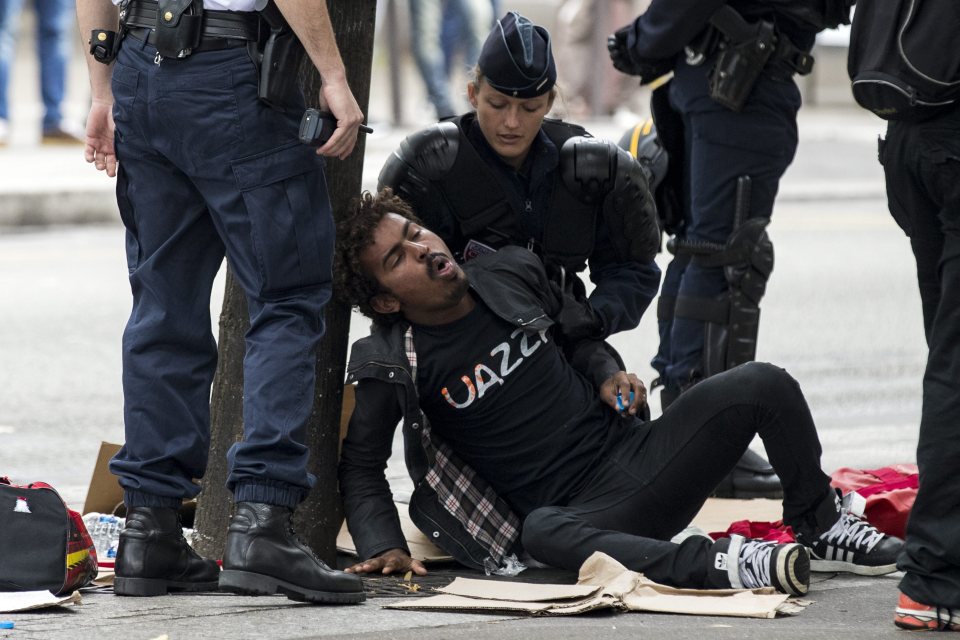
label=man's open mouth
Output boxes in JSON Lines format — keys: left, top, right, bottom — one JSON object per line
{"left": 428, "top": 253, "right": 455, "bottom": 279}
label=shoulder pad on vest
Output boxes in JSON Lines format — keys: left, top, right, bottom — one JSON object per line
{"left": 540, "top": 117, "right": 591, "bottom": 142}
{"left": 559, "top": 136, "right": 619, "bottom": 203}
{"left": 605, "top": 146, "right": 660, "bottom": 263}
{"left": 377, "top": 121, "right": 460, "bottom": 192}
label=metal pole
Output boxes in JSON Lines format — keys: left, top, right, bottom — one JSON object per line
{"left": 590, "top": 0, "right": 607, "bottom": 118}
{"left": 387, "top": 0, "right": 403, "bottom": 126}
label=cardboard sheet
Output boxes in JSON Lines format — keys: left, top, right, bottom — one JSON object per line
{"left": 0, "top": 590, "right": 81, "bottom": 613}
{"left": 691, "top": 498, "right": 782, "bottom": 534}
{"left": 386, "top": 552, "right": 801, "bottom": 619}
{"left": 438, "top": 577, "right": 600, "bottom": 602}
{"left": 83, "top": 442, "right": 124, "bottom": 515}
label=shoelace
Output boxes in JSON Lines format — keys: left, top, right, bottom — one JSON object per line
{"left": 739, "top": 541, "right": 774, "bottom": 589}
{"left": 935, "top": 607, "right": 959, "bottom": 630}
{"left": 283, "top": 515, "right": 330, "bottom": 568}
{"left": 822, "top": 511, "right": 884, "bottom": 552}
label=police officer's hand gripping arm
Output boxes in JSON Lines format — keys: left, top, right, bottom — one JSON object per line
{"left": 274, "top": 0, "right": 363, "bottom": 160}
{"left": 77, "top": 0, "right": 118, "bottom": 177}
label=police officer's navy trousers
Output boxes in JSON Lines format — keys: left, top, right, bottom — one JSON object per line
{"left": 652, "top": 61, "right": 800, "bottom": 391}
{"left": 882, "top": 107, "right": 960, "bottom": 607}
{"left": 108, "top": 36, "right": 334, "bottom": 509}
{"left": 522, "top": 363, "right": 832, "bottom": 587}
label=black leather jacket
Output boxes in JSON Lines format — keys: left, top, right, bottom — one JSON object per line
{"left": 338, "top": 247, "right": 622, "bottom": 563}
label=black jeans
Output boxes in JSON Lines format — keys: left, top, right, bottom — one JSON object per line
{"left": 522, "top": 362, "right": 832, "bottom": 588}
{"left": 882, "top": 108, "right": 960, "bottom": 608}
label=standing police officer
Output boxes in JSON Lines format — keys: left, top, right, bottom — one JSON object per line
{"left": 78, "top": 0, "right": 365, "bottom": 602}
{"left": 380, "top": 12, "right": 661, "bottom": 355}
{"left": 608, "top": 1, "right": 847, "bottom": 498}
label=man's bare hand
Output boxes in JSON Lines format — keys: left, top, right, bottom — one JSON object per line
{"left": 599, "top": 372, "right": 647, "bottom": 416}
{"left": 84, "top": 100, "right": 116, "bottom": 177}
{"left": 345, "top": 548, "right": 428, "bottom": 576}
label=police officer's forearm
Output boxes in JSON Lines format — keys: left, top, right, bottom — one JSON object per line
{"left": 273, "top": 0, "right": 348, "bottom": 86}
{"left": 77, "top": 0, "right": 117, "bottom": 102}
{"left": 588, "top": 261, "right": 661, "bottom": 336}
{"left": 626, "top": 0, "right": 725, "bottom": 59}
{"left": 274, "top": 0, "right": 362, "bottom": 158}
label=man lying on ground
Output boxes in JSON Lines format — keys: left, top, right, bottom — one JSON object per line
{"left": 334, "top": 189, "right": 902, "bottom": 595}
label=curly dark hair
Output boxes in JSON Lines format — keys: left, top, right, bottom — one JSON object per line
{"left": 334, "top": 188, "right": 422, "bottom": 326}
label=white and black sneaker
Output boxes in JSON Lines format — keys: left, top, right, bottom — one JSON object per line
{"left": 709, "top": 534, "right": 810, "bottom": 596}
{"left": 799, "top": 491, "right": 903, "bottom": 576}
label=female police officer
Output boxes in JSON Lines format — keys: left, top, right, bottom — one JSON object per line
{"left": 379, "top": 11, "right": 661, "bottom": 347}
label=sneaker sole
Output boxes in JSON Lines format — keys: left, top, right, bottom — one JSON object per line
{"left": 895, "top": 607, "right": 960, "bottom": 631}
{"left": 774, "top": 543, "right": 810, "bottom": 597}
{"left": 219, "top": 569, "right": 365, "bottom": 604}
{"left": 114, "top": 576, "right": 220, "bottom": 597}
{"left": 810, "top": 559, "right": 898, "bottom": 576}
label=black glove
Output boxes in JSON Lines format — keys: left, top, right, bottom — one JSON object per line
{"left": 550, "top": 277, "right": 605, "bottom": 344}
{"left": 607, "top": 25, "right": 674, "bottom": 84}
{"left": 607, "top": 26, "right": 636, "bottom": 75}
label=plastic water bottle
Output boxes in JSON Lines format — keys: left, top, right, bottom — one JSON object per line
{"left": 83, "top": 513, "right": 124, "bottom": 561}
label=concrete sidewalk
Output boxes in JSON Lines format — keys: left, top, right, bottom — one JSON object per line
{"left": 0, "top": 105, "right": 887, "bottom": 228}
{"left": 0, "top": 568, "right": 909, "bottom": 640}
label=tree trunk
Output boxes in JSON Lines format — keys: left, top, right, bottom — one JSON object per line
{"left": 193, "top": 268, "right": 246, "bottom": 556}
{"left": 195, "top": 0, "right": 378, "bottom": 562}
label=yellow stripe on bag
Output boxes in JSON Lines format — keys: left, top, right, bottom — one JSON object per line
{"left": 66, "top": 548, "right": 91, "bottom": 569}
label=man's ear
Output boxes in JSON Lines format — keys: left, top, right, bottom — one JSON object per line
{"left": 370, "top": 293, "right": 400, "bottom": 315}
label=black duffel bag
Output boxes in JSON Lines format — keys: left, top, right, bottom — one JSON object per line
{"left": 0, "top": 478, "right": 98, "bottom": 594}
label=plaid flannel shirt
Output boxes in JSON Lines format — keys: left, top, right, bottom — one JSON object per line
{"left": 404, "top": 326, "right": 522, "bottom": 568}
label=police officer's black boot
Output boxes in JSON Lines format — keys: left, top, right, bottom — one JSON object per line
{"left": 712, "top": 448, "right": 784, "bottom": 499}
{"left": 219, "top": 502, "right": 365, "bottom": 604}
{"left": 114, "top": 506, "right": 220, "bottom": 596}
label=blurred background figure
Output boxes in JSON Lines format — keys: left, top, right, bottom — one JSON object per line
{"left": 0, "top": 0, "right": 83, "bottom": 145}
{"left": 554, "top": 0, "right": 637, "bottom": 120}
{"left": 441, "top": 0, "right": 498, "bottom": 77}
{"left": 410, "top": 0, "right": 494, "bottom": 120}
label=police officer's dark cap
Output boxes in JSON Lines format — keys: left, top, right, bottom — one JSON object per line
{"left": 478, "top": 12, "right": 556, "bottom": 99}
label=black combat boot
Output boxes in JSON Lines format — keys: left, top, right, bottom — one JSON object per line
{"left": 712, "top": 448, "right": 784, "bottom": 499}
{"left": 114, "top": 507, "right": 220, "bottom": 596}
{"left": 219, "top": 502, "right": 365, "bottom": 604}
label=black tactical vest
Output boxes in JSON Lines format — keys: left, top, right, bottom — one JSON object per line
{"left": 439, "top": 114, "right": 600, "bottom": 272}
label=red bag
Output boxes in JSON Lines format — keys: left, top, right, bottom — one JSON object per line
{"left": 0, "top": 477, "right": 98, "bottom": 594}
{"left": 710, "top": 520, "right": 796, "bottom": 543}
{"left": 830, "top": 464, "right": 918, "bottom": 538}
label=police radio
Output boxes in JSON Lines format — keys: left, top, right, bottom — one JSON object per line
{"left": 299, "top": 108, "right": 373, "bottom": 147}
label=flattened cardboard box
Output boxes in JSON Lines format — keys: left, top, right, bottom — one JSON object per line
{"left": 83, "top": 441, "right": 123, "bottom": 515}
{"left": 386, "top": 552, "right": 802, "bottom": 619}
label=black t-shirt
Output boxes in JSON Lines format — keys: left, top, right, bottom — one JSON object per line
{"left": 412, "top": 297, "right": 617, "bottom": 516}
